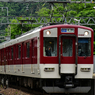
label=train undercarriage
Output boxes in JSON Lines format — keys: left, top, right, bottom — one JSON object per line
{"left": 0, "top": 74, "right": 94, "bottom": 95}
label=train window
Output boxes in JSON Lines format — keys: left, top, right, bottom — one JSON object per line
{"left": 26, "top": 42, "right": 30, "bottom": 58}
{"left": 8, "top": 48, "right": 11, "bottom": 59}
{"left": 62, "top": 39, "right": 72, "bottom": 57}
{"left": 11, "top": 47, "right": 13, "bottom": 59}
{"left": 1, "top": 49, "right": 4, "bottom": 60}
{"left": 43, "top": 37, "right": 57, "bottom": 56}
{"left": 18, "top": 45, "right": 21, "bottom": 59}
{"left": 14, "top": 45, "right": 16, "bottom": 59}
{"left": 6, "top": 48, "right": 8, "bottom": 59}
{"left": 78, "top": 38, "right": 91, "bottom": 56}
{"left": 22, "top": 43, "right": 24, "bottom": 57}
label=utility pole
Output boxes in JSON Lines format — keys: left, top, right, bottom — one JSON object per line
{"left": 8, "top": 25, "right": 11, "bottom": 40}
{"left": 0, "top": 7, "right": 9, "bottom": 41}
{"left": 0, "top": 7, "right": 8, "bottom": 23}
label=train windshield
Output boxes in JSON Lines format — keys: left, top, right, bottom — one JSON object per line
{"left": 62, "top": 39, "right": 73, "bottom": 57}
{"left": 78, "top": 38, "right": 91, "bottom": 56}
{"left": 43, "top": 37, "right": 57, "bottom": 56}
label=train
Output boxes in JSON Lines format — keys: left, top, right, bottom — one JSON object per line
{"left": 0, "top": 24, "right": 94, "bottom": 94}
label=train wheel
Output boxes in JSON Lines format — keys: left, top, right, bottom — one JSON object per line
{"left": 1, "top": 78, "right": 4, "bottom": 88}
{"left": 5, "top": 79, "right": 8, "bottom": 88}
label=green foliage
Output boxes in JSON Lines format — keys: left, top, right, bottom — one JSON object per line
{"left": 36, "top": 7, "right": 50, "bottom": 16}
{"left": 0, "top": 2, "right": 95, "bottom": 40}
{"left": 94, "top": 41, "right": 95, "bottom": 55}
{"left": 5, "top": 17, "right": 40, "bottom": 39}
{"left": 16, "top": 92, "right": 18, "bottom": 94}
{"left": 0, "top": 2, "right": 42, "bottom": 39}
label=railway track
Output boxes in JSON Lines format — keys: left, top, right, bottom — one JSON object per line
{"left": 0, "top": 84, "right": 90, "bottom": 95}
{"left": 0, "top": 77, "right": 88, "bottom": 95}
{"left": 0, "top": 84, "right": 80, "bottom": 95}
{"left": 0, "top": 85, "right": 92, "bottom": 95}
{"left": 4, "top": 83, "right": 50, "bottom": 95}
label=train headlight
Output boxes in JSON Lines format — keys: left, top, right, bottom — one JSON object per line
{"left": 44, "top": 68, "right": 54, "bottom": 72}
{"left": 46, "top": 30, "right": 51, "bottom": 35}
{"left": 80, "top": 68, "right": 90, "bottom": 72}
{"left": 84, "top": 31, "right": 89, "bottom": 36}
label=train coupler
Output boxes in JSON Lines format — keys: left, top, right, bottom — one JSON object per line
{"left": 63, "top": 75, "right": 74, "bottom": 88}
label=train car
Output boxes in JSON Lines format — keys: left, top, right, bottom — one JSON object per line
{"left": 0, "top": 24, "right": 94, "bottom": 94}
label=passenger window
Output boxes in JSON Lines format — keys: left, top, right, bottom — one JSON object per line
{"left": 22, "top": 43, "right": 24, "bottom": 57}
{"left": 43, "top": 37, "right": 57, "bottom": 56}
{"left": 78, "top": 38, "right": 91, "bottom": 56}
{"left": 11, "top": 47, "right": 13, "bottom": 59}
{"left": 18, "top": 45, "right": 21, "bottom": 59}
{"left": 62, "top": 39, "right": 73, "bottom": 57}
{"left": 2, "top": 49, "right": 4, "bottom": 60}
{"left": 8, "top": 48, "right": 11, "bottom": 59}
{"left": 6, "top": 49, "right": 8, "bottom": 60}
{"left": 26, "top": 42, "right": 30, "bottom": 58}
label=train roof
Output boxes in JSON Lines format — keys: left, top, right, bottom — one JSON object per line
{"left": 41, "top": 24, "right": 93, "bottom": 31}
{"left": 0, "top": 26, "right": 42, "bottom": 49}
{"left": 0, "top": 24, "right": 93, "bottom": 49}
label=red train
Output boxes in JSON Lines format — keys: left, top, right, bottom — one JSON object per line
{"left": 0, "top": 24, "right": 94, "bottom": 94}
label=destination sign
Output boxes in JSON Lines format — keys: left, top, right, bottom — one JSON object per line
{"left": 61, "top": 28, "right": 74, "bottom": 33}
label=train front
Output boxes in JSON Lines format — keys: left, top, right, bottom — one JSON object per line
{"left": 40, "top": 24, "right": 93, "bottom": 94}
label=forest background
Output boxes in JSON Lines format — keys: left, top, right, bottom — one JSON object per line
{"left": 0, "top": 2, "right": 95, "bottom": 39}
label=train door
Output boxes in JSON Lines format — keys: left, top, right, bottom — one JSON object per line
{"left": 24, "top": 40, "right": 31, "bottom": 64}
{"left": 4, "top": 48, "right": 6, "bottom": 73}
{"left": 2, "top": 48, "right": 6, "bottom": 73}
{"left": 10, "top": 46, "right": 14, "bottom": 65}
{"left": 6, "top": 47, "right": 10, "bottom": 72}
{"left": 22, "top": 42, "right": 24, "bottom": 72}
{"left": 5, "top": 48, "right": 9, "bottom": 73}
{"left": 31, "top": 39, "right": 34, "bottom": 73}
{"left": 32, "top": 38, "right": 37, "bottom": 65}
{"left": 14, "top": 45, "right": 17, "bottom": 72}
{"left": 59, "top": 35, "right": 77, "bottom": 75}
{"left": 31, "top": 38, "right": 37, "bottom": 73}
{"left": 31, "top": 39, "right": 34, "bottom": 64}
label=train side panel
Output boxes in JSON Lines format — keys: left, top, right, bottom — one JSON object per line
{"left": 0, "top": 29, "right": 41, "bottom": 78}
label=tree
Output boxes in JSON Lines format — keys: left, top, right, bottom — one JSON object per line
{"left": 5, "top": 17, "right": 40, "bottom": 39}
{"left": 4, "top": 3, "right": 95, "bottom": 39}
